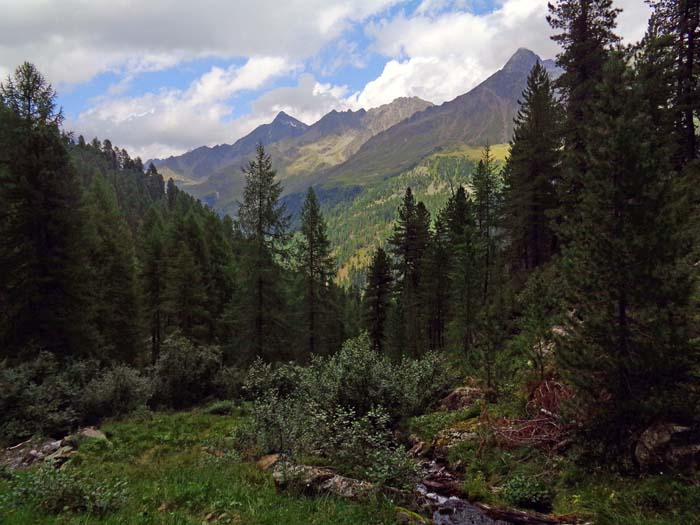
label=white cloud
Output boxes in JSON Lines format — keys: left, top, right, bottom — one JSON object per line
{"left": 0, "top": 0, "right": 401, "bottom": 85}
{"left": 68, "top": 61, "right": 356, "bottom": 160}
{"left": 68, "top": 57, "right": 299, "bottom": 160}
{"left": 352, "top": 0, "right": 652, "bottom": 108}
{"left": 9, "top": 0, "right": 654, "bottom": 159}
{"left": 252, "top": 73, "right": 352, "bottom": 125}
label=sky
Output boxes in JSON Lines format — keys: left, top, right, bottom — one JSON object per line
{"left": 0, "top": 0, "right": 652, "bottom": 161}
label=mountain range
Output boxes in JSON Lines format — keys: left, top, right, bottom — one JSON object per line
{"left": 150, "top": 48, "right": 561, "bottom": 282}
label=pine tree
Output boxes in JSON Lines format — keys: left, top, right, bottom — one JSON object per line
{"left": 364, "top": 247, "right": 393, "bottom": 352}
{"left": 0, "top": 63, "right": 95, "bottom": 359}
{"left": 504, "top": 62, "right": 563, "bottom": 274}
{"left": 556, "top": 52, "right": 699, "bottom": 449}
{"left": 164, "top": 238, "right": 209, "bottom": 341}
{"left": 236, "top": 143, "right": 290, "bottom": 360}
{"left": 297, "top": 187, "right": 335, "bottom": 355}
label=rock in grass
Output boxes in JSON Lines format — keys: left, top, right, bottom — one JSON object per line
{"left": 256, "top": 454, "right": 281, "bottom": 471}
{"left": 396, "top": 506, "right": 432, "bottom": 524}
{"left": 635, "top": 423, "right": 700, "bottom": 472}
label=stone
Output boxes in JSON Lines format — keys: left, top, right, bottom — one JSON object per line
{"left": 440, "top": 387, "right": 485, "bottom": 412}
{"left": 272, "top": 462, "right": 374, "bottom": 499}
{"left": 635, "top": 423, "right": 700, "bottom": 471}
{"left": 77, "top": 427, "right": 108, "bottom": 440}
{"left": 256, "top": 454, "right": 281, "bottom": 471}
{"left": 396, "top": 507, "right": 432, "bottom": 524}
{"left": 432, "top": 418, "right": 481, "bottom": 460}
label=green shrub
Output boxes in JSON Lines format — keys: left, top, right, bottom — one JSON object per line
{"left": 0, "top": 462, "right": 128, "bottom": 515}
{"left": 502, "top": 474, "right": 553, "bottom": 512}
{"left": 408, "top": 403, "right": 482, "bottom": 441}
{"left": 462, "top": 471, "right": 491, "bottom": 502}
{"left": 213, "top": 365, "right": 247, "bottom": 399}
{"left": 239, "top": 334, "right": 444, "bottom": 487}
{"left": 0, "top": 354, "right": 100, "bottom": 445}
{"left": 152, "top": 336, "right": 223, "bottom": 408}
{"left": 81, "top": 365, "right": 152, "bottom": 421}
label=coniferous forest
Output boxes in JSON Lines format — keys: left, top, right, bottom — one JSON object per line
{"left": 1, "top": 1, "right": 700, "bottom": 524}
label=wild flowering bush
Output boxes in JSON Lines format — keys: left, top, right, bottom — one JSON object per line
{"left": 240, "top": 333, "right": 447, "bottom": 486}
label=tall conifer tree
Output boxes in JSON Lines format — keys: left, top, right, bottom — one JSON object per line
{"left": 297, "top": 187, "right": 335, "bottom": 355}
{"left": 504, "top": 62, "right": 563, "bottom": 274}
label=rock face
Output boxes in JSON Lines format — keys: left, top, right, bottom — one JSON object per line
{"left": 635, "top": 423, "right": 700, "bottom": 471}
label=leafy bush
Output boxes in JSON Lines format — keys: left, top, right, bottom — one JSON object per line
{"left": 239, "top": 334, "right": 446, "bottom": 487}
{"left": 245, "top": 333, "right": 449, "bottom": 421}
{"left": 502, "top": 474, "right": 553, "bottom": 512}
{"left": 213, "top": 365, "right": 247, "bottom": 399}
{"left": 81, "top": 365, "right": 152, "bottom": 422}
{"left": 0, "top": 354, "right": 100, "bottom": 445}
{"left": 0, "top": 462, "right": 128, "bottom": 515}
{"left": 462, "top": 471, "right": 491, "bottom": 502}
{"left": 152, "top": 336, "right": 223, "bottom": 408}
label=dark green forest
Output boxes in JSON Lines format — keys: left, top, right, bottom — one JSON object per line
{"left": 1, "top": 1, "right": 700, "bottom": 524}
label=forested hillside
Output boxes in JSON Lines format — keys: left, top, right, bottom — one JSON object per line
{"left": 2, "top": 1, "right": 700, "bottom": 524}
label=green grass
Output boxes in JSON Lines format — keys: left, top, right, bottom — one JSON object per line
{"left": 0, "top": 410, "right": 395, "bottom": 525}
{"left": 407, "top": 404, "right": 482, "bottom": 442}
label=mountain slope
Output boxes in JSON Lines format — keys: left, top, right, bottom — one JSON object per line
{"left": 150, "top": 111, "right": 309, "bottom": 183}
{"left": 184, "top": 96, "right": 432, "bottom": 212}
{"left": 323, "top": 49, "right": 560, "bottom": 187}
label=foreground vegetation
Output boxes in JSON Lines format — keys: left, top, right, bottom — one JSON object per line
{"left": 0, "top": 409, "right": 395, "bottom": 525}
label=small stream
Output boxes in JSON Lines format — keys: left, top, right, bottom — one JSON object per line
{"left": 416, "top": 483, "right": 513, "bottom": 525}
{"left": 416, "top": 461, "right": 515, "bottom": 525}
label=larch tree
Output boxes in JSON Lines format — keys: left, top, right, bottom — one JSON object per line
{"left": 236, "top": 143, "right": 290, "bottom": 360}
{"left": 0, "top": 62, "right": 95, "bottom": 359}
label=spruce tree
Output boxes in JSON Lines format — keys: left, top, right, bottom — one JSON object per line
{"left": 504, "top": 62, "right": 563, "bottom": 274}
{"left": 556, "top": 52, "right": 699, "bottom": 449}
{"left": 648, "top": 0, "right": 700, "bottom": 163}
{"left": 472, "top": 145, "right": 502, "bottom": 305}
{"left": 297, "top": 187, "right": 335, "bottom": 355}
{"left": 364, "top": 246, "right": 393, "bottom": 352}
{"left": 443, "top": 186, "right": 481, "bottom": 355}
{"left": 548, "top": 0, "right": 620, "bottom": 223}
{"left": 388, "top": 188, "right": 431, "bottom": 357}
